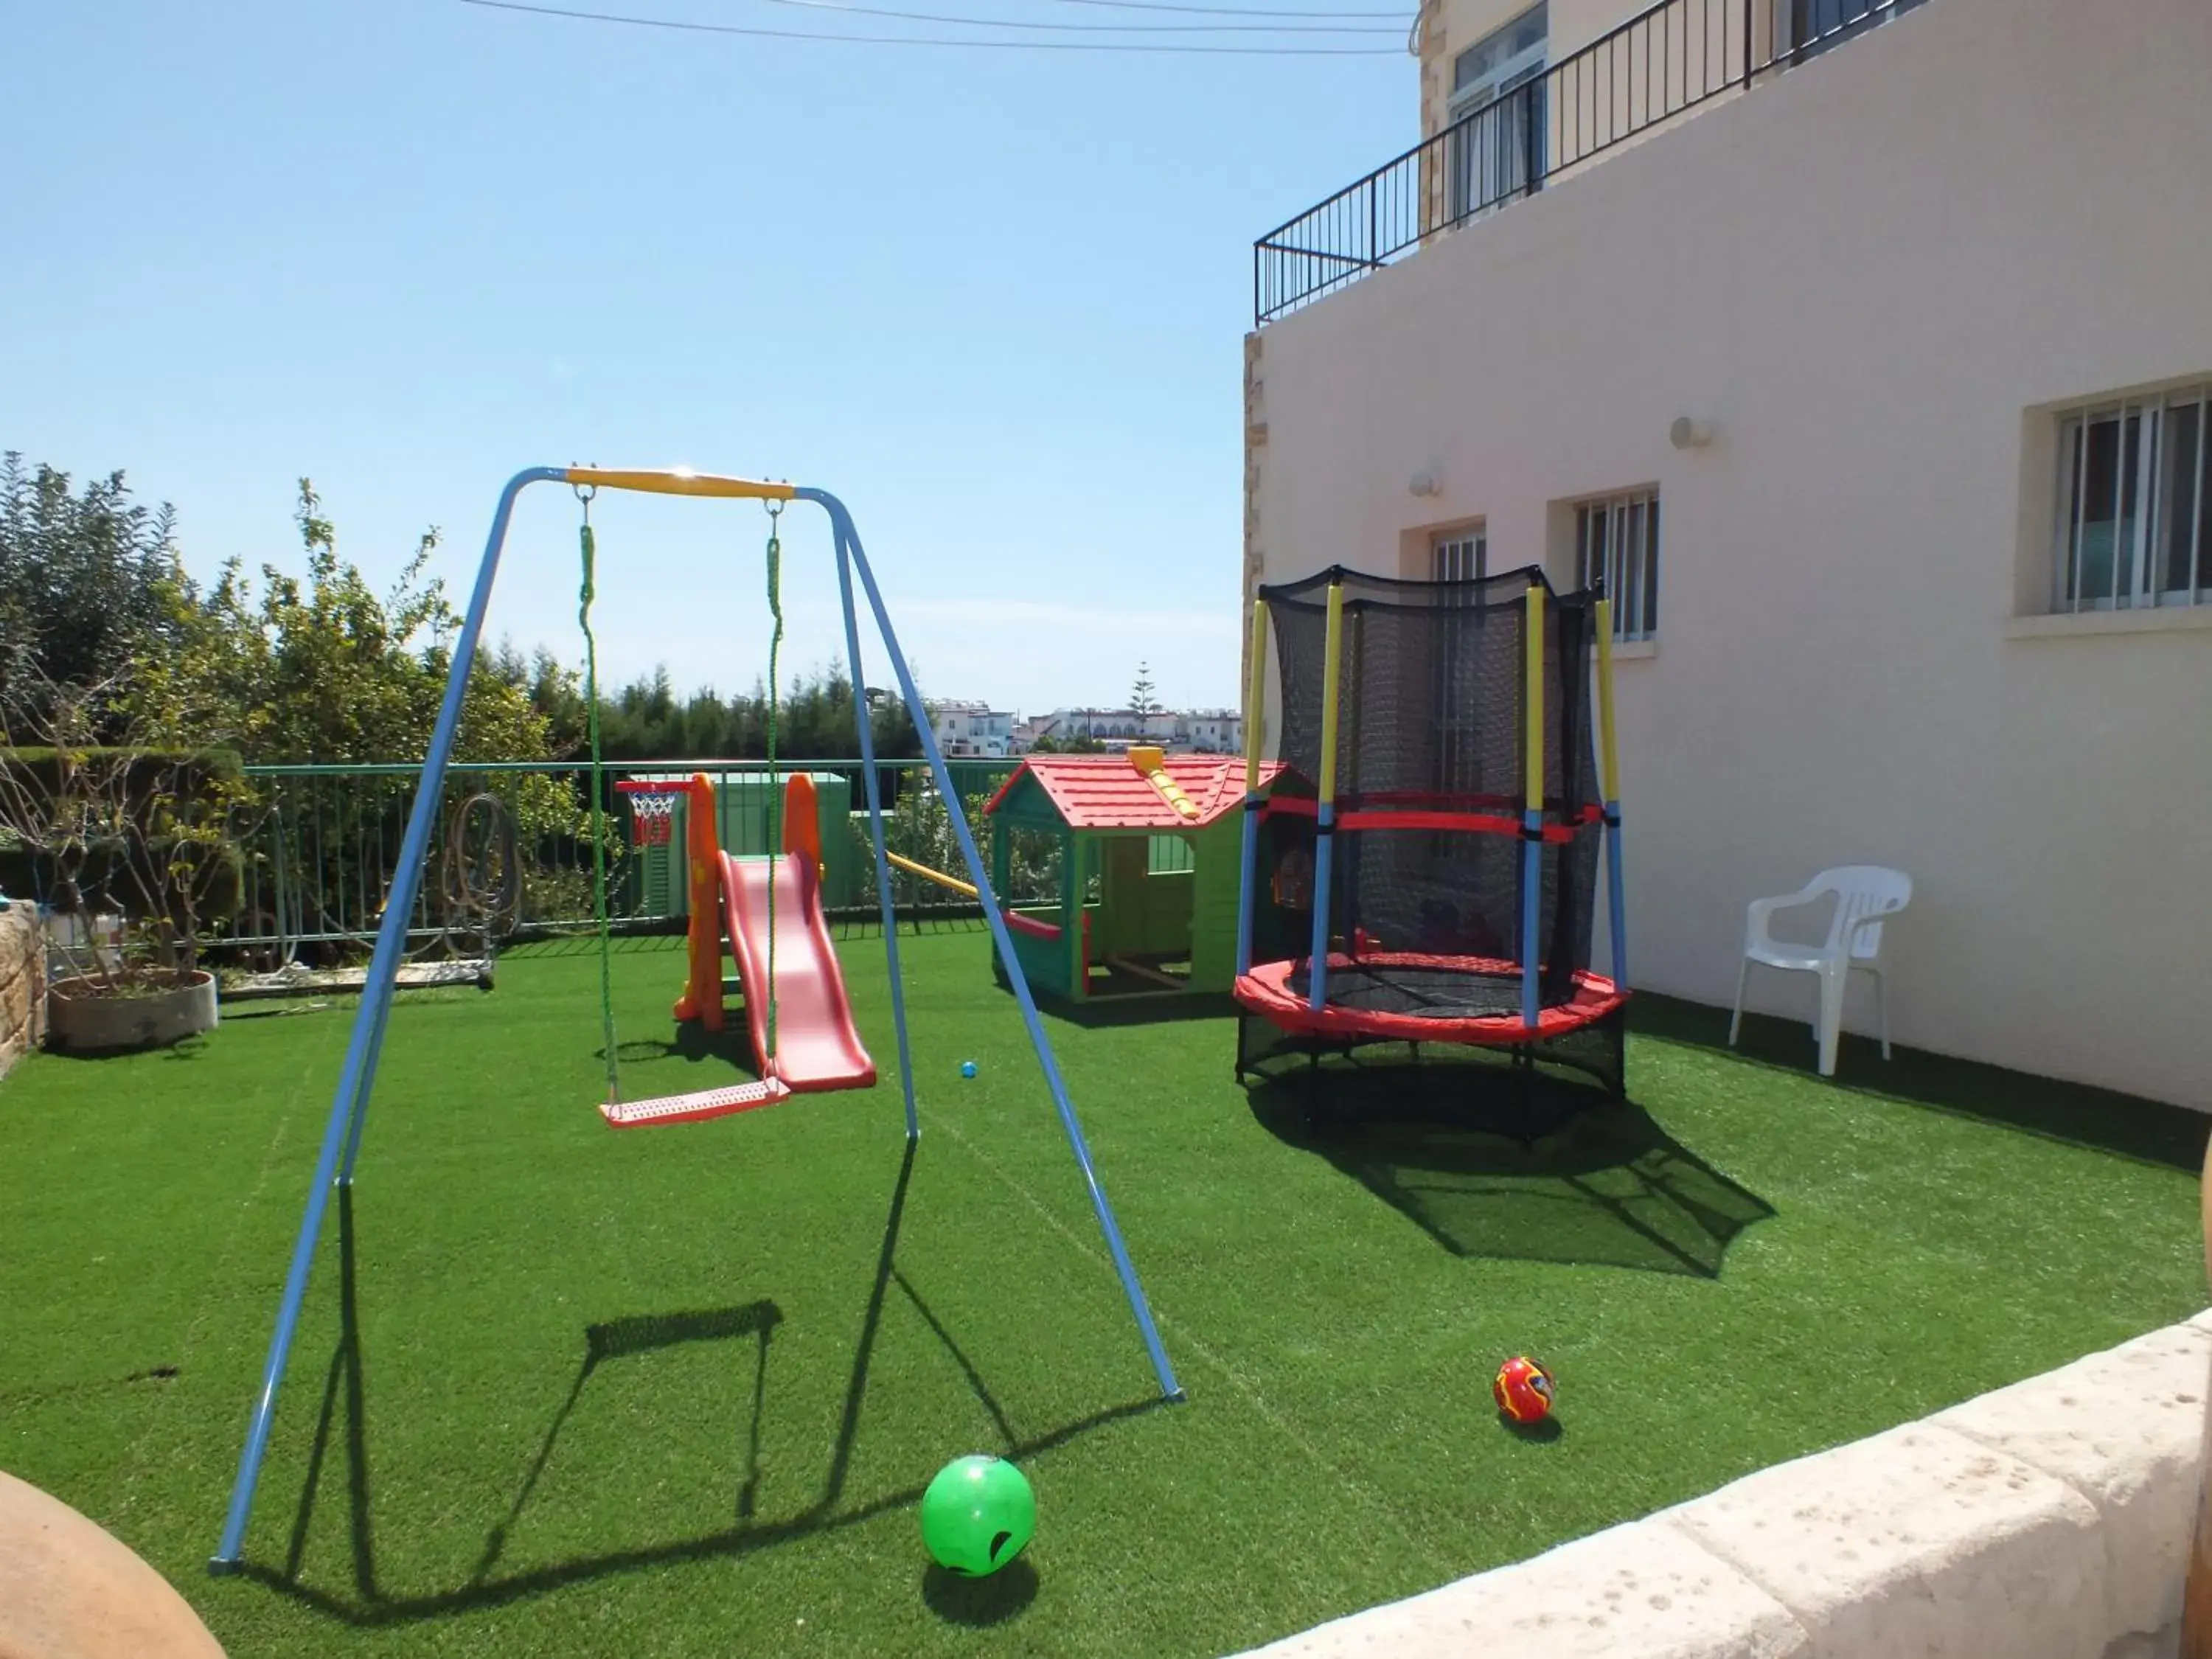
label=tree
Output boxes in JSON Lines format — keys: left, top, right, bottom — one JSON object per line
{"left": 591, "top": 660, "right": 919, "bottom": 763}
{"left": 0, "top": 453, "right": 185, "bottom": 728}
{"left": 1030, "top": 732, "right": 1105, "bottom": 754}
{"left": 0, "top": 666, "right": 260, "bottom": 982}
{"left": 1130, "top": 663, "right": 1161, "bottom": 718}
{"left": 124, "top": 481, "right": 589, "bottom": 950}
{"left": 138, "top": 480, "right": 559, "bottom": 765}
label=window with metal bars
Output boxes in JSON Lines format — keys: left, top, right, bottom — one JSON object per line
{"left": 2053, "top": 386, "right": 2211, "bottom": 612}
{"left": 1432, "top": 530, "right": 1486, "bottom": 585}
{"left": 1575, "top": 490, "right": 1660, "bottom": 641}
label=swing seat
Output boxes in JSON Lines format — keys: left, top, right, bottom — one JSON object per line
{"left": 599, "top": 1078, "right": 790, "bottom": 1130}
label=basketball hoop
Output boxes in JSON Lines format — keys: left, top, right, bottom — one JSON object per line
{"left": 615, "top": 779, "right": 682, "bottom": 848}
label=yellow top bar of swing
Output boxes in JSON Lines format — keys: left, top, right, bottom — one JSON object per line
{"left": 563, "top": 467, "right": 798, "bottom": 501}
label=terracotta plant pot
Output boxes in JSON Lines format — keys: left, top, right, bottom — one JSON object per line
{"left": 45, "top": 969, "right": 219, "bottom": 1055}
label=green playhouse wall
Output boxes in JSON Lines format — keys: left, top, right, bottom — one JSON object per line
{"left": 1186, "top": 816, "right": 1245, "bottom": 992}
{"left": 1091, "top": 837, "right": 1192, "bottom": 961}
{"left": 1078, "top": 819, "right": 1244, "bottom": 995}
{"left": 1003, "top": 905, "right": 1075, "bottom": 999}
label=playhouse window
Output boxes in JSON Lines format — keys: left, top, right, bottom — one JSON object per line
{"left": 1001, "top": 826, "right": 1065, "bottom": 909}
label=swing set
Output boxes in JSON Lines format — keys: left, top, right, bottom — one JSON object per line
{"left": 209, "top": 466, "right": 1185, "bottom": 1575}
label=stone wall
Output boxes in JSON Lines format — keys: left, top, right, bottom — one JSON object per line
{"left": 1235, "top": 1315, "right": 2212, "bottom": 1659}
{"left": 0, "top": 908, "right": 44, "bottom": 1079}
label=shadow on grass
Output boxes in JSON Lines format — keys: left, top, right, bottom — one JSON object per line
{"left": 1498, "top": 1410, "right": 1564, "bottom": 1444}
{"left": 1635, "top": 994, "right": 2210, "bottom": 1173}
{"left": 1038, "top": 991, "right": 1241, "bottom": 1031}
{"left": 922, "top": 1557, "right": 1039, "bottom": 1626}
{"left": 499, "top": 931, "right": 686, "bottom": 961}
{"left": 251, "top": 1141, "right": 1163, "bottom": 1628}
{"left": 597, "top": 1017, "right": 765, "bottom": 1076}
{"left": 1248, "top": 1071, "right": 1773, "bottom": 1278}
{"left": 468, "top": 1301, "right": 786, "bottom": 1585}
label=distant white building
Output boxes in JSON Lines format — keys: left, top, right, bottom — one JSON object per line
{"left": 1182, "top": 711, "right": 1243, "bottom": 754}
{"left": 928, "top": 700, "right": 1015, "bottom": 758}
{"left": 1049, "top": 707, "right": 1179, "bottom": 745}
{"left": 1018, "top": 708, "right": 1243, "bottom": 751}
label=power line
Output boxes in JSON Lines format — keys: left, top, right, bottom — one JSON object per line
{"left": 757, "top": 0, "right": 1406, "bottom": 35}
{"left": 461, "top": 0, "right": 1409, "bottom": 52}
{"left": 1028, "top": 0, "right": 1411, "bottom": 18}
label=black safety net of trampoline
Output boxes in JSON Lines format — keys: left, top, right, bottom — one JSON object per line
{"left": 1252, "top": 566, "right": 1607, "bottom": 1015}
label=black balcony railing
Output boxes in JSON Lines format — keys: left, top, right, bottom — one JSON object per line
{"left": 1253, "top": 0, "right": 1926, "bottom": 324}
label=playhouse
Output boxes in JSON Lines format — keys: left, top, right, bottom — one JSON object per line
{"left": 982, "top": 749, "right": 1298, "bottom": 1002}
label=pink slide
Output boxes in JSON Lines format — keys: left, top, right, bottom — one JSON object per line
{"left": 717, "top": 851, "right": 876, "bottom": 1093}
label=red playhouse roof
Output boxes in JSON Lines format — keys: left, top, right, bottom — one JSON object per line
{"left": 987, "top": 756, "right": 1292, "bottom": 831}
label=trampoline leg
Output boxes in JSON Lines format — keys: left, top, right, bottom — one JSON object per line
{"left": 1513, "top": 1046, "right": 1537, "bottom": 1147}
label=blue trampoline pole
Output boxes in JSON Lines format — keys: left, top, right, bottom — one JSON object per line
{"left": 832, "top": 520, "right": 919, "bottom": 1144}
{"left": 1593, "top": 597, "right": 1627, "bottom": 988}
{"left": 1305, "top": 581, "right": 1346, "bottom": 1012}
{"left": 212, "top": 465, "right": 557, "bottom": 1573}
{"left": 807, "top": 488, "right": 1183, "bottom": 1404}
{"left": 1520, "top": 580, "right": 1548, "bottom": 1031}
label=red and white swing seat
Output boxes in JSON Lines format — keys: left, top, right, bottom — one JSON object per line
{"left": 600, "top": 1077, "right": 789, "bottom": 1129}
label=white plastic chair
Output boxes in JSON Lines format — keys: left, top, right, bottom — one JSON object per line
{"left": 1728, "top": 866, "right": 1911, "bottom": 1077}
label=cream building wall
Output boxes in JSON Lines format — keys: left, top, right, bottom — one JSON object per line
{"left": 1245, "top": 0, "right": 2212, "bottom": 1106}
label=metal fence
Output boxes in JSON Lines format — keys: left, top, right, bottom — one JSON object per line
{"left": 218, "top": 758, "right": 1029, "bottom": 964}
{"left": 1253, "top": 0, "right": 1927, "bottom": 324}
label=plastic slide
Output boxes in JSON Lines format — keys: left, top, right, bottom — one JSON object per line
{"left": 718, "top": 850, "right": 876, "bottom": 1093}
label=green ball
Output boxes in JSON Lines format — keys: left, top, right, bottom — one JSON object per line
{"left": 919, "top": 1454, "right": 1035, "bottom": 1576}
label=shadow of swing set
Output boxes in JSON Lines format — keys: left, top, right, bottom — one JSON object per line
{"left": 209, "top": 467, "right": 1186, "bottom": 1577}
{"left": 251, "top": 1147, "right": 1150, "bottom": 1629}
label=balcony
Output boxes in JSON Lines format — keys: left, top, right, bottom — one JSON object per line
{"left": 1253, "top": 0, "right": 1926, "bottom": 325}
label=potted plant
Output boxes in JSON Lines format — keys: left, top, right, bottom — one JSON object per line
{"left": 0, "top": 673, "right": 252, "bottom": 1054}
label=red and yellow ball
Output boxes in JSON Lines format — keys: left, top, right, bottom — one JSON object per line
{"left": 1492, "top": 1355, "right": 1555, "bottom": 1424}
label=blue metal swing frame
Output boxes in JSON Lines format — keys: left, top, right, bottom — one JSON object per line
{"left": 209, "top": 466, "right": 1183, "bottom": 1574}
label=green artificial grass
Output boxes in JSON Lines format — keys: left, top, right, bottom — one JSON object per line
{"left": 1, "top": 929, "right": 2204, "bottom": 1658}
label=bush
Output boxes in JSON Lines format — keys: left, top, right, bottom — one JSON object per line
{"left": 0, "top": 746, "right": 248, "bottom": 925}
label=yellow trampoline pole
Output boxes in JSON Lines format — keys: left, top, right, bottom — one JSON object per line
{"left": 1236, "top": 596, "right": 1270, "bottom": 978}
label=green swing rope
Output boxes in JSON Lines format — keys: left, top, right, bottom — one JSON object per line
{"left": 577, "top": 488, "right": 622, "bottom": 1105}
{"left": 762, "top": 502, "right": 784, "bottom": 1061}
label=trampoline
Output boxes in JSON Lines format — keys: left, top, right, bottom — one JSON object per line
{"left": 1231, "top": 565, "right": 1630, "bottom": 1116}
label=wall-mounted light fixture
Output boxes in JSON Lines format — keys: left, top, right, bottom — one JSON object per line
{"left": 1409, "top": 468, "right": 1441, "bottom": 497}
{"left": 1669, "top": 417, "right": 1715, "bottom": 450}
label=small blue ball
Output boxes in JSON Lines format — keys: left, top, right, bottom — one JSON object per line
{"left": 960, "top": 1060, "right": 978, "bottom": 1079}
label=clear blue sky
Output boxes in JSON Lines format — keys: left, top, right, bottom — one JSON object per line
{"left": 1, "top": 0, "right": 1412, "bottom": 717}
